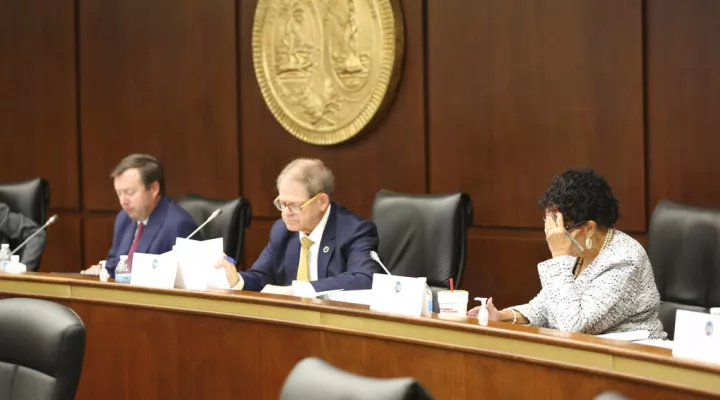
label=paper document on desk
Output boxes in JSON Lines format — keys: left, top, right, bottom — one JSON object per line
{"left": 325, "top": 289, "right": 374, "bottom": 306}
{"left": 635, "top": 339, "right": 674, "bottom": 350}
{"left": 173, "top": 237, "right": 229, "bottom": 291}
{"left": 261, "top": 284, "right": 291, "bottom": 295}
{"left": 596, "top": 330, "right": 650, "bottom": 341}
{"left": 290, "top": 280, "right": 344, "bottom": 298}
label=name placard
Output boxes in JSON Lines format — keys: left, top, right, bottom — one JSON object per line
{"left": 370, "top": 274, "right": 430, "bottom": 318}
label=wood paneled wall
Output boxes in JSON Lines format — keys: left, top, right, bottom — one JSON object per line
{"left": 1, "top": 0, "right": 719, "bottom": 307}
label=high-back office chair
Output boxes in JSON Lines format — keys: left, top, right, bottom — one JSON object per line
{"left": 280, "top": 357, "right": 434, "bottom": 400}
{"left": 647, "top": 200, "right": 720, "bottom": 339}
{"left": 0, "top": 178, "right": 51, "bottom": 270}
{"left": 178, "top": 194, "right": 251, "bottom": 264}
{"left": 593, "top": 391, "right": 629, "bottom": 400}
{"left": 371, "top": 190, "right": 474, "bottom": 312}
{"left": 0, "top": 298, "right": 86, "bottom": 400}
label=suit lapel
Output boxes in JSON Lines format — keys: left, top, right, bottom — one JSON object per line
{"left": 135, "top": 197, "right": 170, "bottom": 254}
{"left": 284, "top": 234, "right": 301, "bottom": 283}
{"left": 317, "top": 205, "right": 337, "bottom": 279}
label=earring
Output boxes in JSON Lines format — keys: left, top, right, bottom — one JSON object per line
{"left": 585, "top": 237, "right": 593, "bottom": 250}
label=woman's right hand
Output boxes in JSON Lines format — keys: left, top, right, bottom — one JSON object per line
{"left": 466, "top": 297, "right": 500, "bottom": 321}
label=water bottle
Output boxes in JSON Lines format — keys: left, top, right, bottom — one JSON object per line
{"left": 425, "top": 285, "right": 433, "bottom": 316}
{"left": 115, "top": 255, "right": 131, "bottom": 283}
{"left": 421, "top": 278, "right": 432, "bottom": 317}
{"left": 0, "top": 244, "right": 11, "bottom": 272}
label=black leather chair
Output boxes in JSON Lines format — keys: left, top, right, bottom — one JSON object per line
{"left": 593, "top": 391, "right": 629, "bottom": 400}
{"left": 280, "top": 357, "right": 434, "bottom": 400}
{"left": 0, "top": 178, "right": 51, "bottom": 269}
{"left": 648, "top": 200, "right": 720, "bottom": 340}
{"left": 177, "top": 194, "right": 251, "bottom": 264}
{"left": 0, "top": 298, "right": 86, "bottom": 400}
{"left": 371, "top": 190, "right": 473, "bottom": 312}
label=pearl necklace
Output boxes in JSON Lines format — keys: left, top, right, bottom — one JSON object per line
{"left": 574, "top": 228, "right": 614, "bottom": 278}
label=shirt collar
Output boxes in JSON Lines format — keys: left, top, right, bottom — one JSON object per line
{"left": 300, "top": 204, "right": 331, "bottom": 244}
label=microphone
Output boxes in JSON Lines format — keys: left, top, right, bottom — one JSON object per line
{"left": 11, "top": 214, "right": 58, "bottom": 256}
{"left": 369, "top": 251, "right": 392, "bottom": 275}
{"left": 186, "top": 208, "right": 223, "bottom": 239}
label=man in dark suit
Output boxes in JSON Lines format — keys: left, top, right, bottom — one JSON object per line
{"left": 81, "top": 154, "right": 197, "bottom": 276}
{"left": 0, "top": 202, "right": 46, "bottom": 271}
{"left": 216, "top": 158, "right": 380, "bottom": 294}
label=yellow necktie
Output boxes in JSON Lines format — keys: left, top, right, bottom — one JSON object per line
{"left": 296, "top": 237, "right": 314, "bottom": 281}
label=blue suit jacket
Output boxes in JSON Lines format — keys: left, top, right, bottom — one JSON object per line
{"left": 105, "top": 196, "right": 197, "bottom": 276}
{"left": 240, "top": 203, "right": 381, "bottom": 292}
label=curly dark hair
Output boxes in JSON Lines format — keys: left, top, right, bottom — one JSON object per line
{"left": 538, "top": 168, "right": 619, "bottom": 228}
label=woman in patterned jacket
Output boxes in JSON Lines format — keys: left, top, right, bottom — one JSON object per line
{"left": 468, "top": 168, "right": 667, "bottom": 339}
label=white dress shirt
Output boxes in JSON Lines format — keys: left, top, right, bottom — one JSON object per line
{"left": 233, "top": 205, "right": 332, "bottom": 290}
{"left": 131, "top": 217, "right": 149, "bottom": 242}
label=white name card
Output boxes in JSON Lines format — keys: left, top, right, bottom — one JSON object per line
{"left": 369, "top": 273, "right": 429, "bottom": 318}
{"left": 673, "top": 310, "right": 720, "bottom": 364}
{"left": 130, "top": 251, "right": 178, "bottom": 289}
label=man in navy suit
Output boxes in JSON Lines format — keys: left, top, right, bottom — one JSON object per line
{"left": 81, "top": 154, "right": 197, "bottom": 276}
{"left": 216, "top": 158, "right": 380, "bottom": 294}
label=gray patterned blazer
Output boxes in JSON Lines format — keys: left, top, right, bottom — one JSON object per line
{"left": 512, "top": 230, "right": 667, "bottom": 339}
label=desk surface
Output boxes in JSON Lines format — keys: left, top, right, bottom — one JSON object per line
{"left": 0, "top": 272, "right": 718, "bottom": 400}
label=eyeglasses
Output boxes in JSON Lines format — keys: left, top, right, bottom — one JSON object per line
{"left": 273, "top": 192, "right": 323, "bottom": 214}
{"left": 564, "top": 220, "right": 588, "bottom": 231}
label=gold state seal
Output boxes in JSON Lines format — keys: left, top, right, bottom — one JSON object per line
{"left": 252, "top": 0, "right": 404, "bottom": 145}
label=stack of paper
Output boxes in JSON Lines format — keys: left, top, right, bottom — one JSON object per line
{"left": 635, "top": 339, "right": 675, "bottom": 350}
{"left": 596, "top": 330, "right": 650, "bottom": 341}
{"left": 173, "top": 237, "right": 229, "bottom": 291}
{"left": 325, "top": 289, "right": 374, "bottom": 305}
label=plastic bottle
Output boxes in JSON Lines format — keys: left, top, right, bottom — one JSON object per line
{"left": 0, "top": 244, "right": 11, "bottom": 272}
{"left": 424, "top": 284, "right": 433, "bottom": 316}
{"left": 474, "top": 297, "right": 489, "bottom": 326}
{"left": 115, "top": 255, "right": 130, "bottom": 282}
{"left": 98, "top": 260, "right": 109, "bottom": 282}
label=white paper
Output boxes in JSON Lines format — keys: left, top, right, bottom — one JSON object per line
{"left": 635, "top": 339, "right": 674, "bottom": 350}
{"left": 291, "top": 280, "right": 317, "bottom": 298}
{"left": 173, "top": 237, "right": 229, "bottom": 291}
{"left": 596, "top": 330, "right": 650, "bottom": 341}
{"left": 326, "top": 289, "right": 374, "bottom": 306}
{"left": 260, "top": 284, "right": 292, "bottom": 295}
{"left": 315, "top": 289, "right": 344, "bottom": 297}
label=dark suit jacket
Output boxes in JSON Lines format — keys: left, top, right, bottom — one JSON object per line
{"left": 0, "top": 202, "right": 46, "bottom": 271}
{"left": 105, "top": 196, "right": 197, "bottom": 276}
{"left": 240, "top": 203, "right": 381, "bottom": 292}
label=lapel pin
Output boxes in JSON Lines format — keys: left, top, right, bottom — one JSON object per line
{"left": 323, "top": 246, "right": 330, "bottom": 253}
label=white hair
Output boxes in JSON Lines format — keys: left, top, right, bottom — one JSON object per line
{"left": 276, "top": 158, "right": 335, "bottom": 199}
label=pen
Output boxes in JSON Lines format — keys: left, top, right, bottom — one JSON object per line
{"left": 549, "top": 212, "right": 585, "bottom": 252}
{"left": 224, "top": 256, "right": 236, "bottom": 265}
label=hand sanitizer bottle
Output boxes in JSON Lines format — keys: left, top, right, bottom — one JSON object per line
{"left": 98, "top": 260, "right": 109, "bottom": 282}
{"left": 474, "top": 297, "right": 489, "bottom": 326}
{"left": 6, "top": 255, "right": 26, "bottom": 273}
